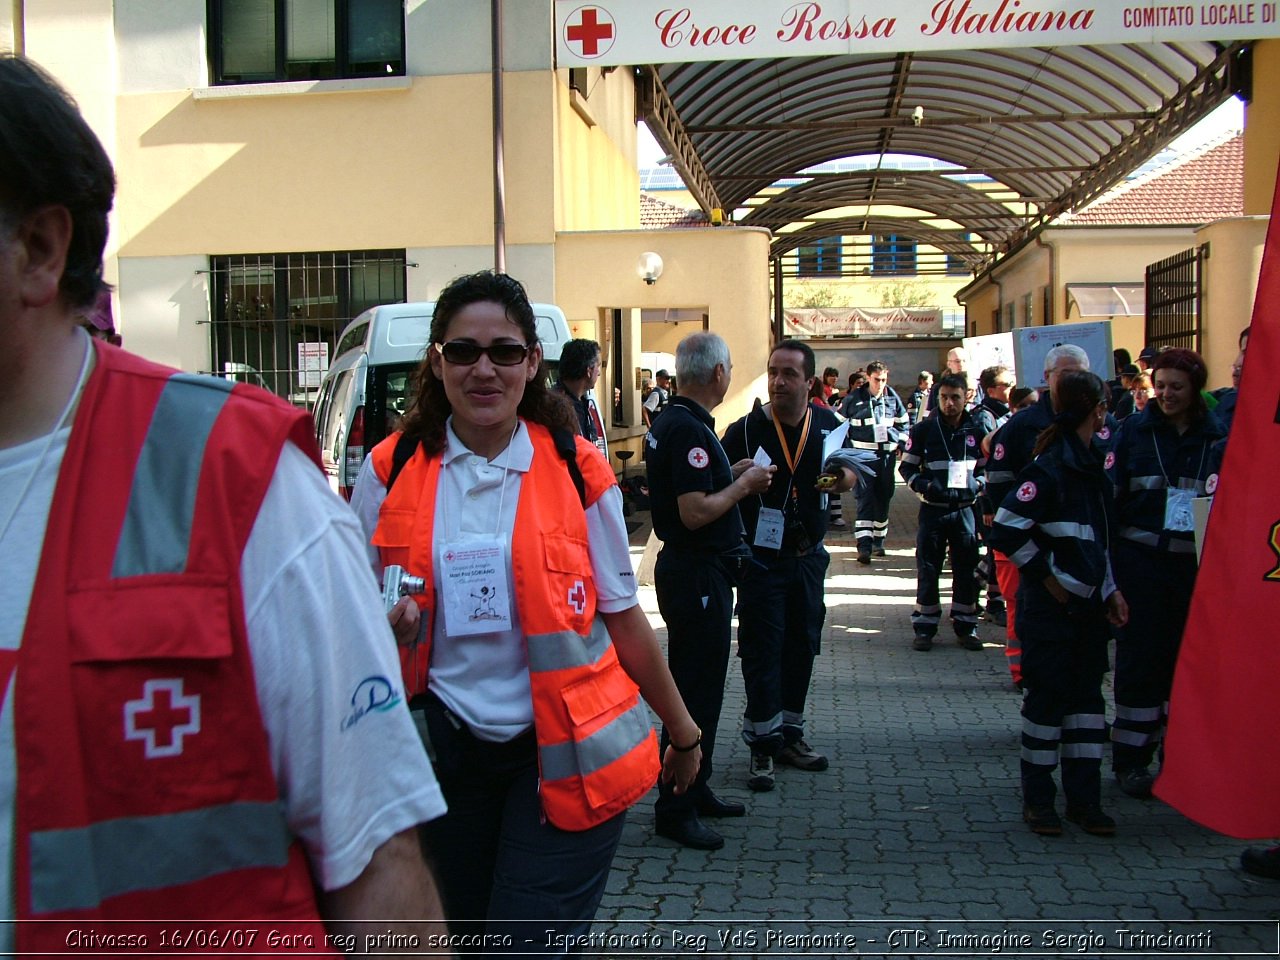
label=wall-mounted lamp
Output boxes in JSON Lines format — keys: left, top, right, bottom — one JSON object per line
{"left": 637, "top": 251, "right": 664, "bottom": 285}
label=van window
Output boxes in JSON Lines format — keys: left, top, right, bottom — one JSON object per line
{"left": 320, "top": 368, "right": 356, "bottom": 466}
{"left": 335, "top": 321, "right": 370, "bottom": 359}
{"left": 366, "top": 363, "right": 417, "bottom": 451}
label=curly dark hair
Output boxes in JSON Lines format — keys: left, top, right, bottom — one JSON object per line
{"left": 398, "top": 271, "right": 577, "bottom": 454}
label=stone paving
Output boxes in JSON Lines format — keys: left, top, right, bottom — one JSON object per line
{"left": 591, "top": 485, "right": 1278, "bottom": 959}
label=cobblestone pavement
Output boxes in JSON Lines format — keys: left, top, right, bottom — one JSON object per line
{"left": 592, "top": 486, "right": 1278, "bottom": 959}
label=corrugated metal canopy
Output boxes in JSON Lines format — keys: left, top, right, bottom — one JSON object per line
{"left": 638, "top": 42, "right": 1249, "bottom": 273}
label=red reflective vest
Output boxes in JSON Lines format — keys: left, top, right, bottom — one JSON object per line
{"left": 15, "top": 342, "right": 333, "bottom": 952}
{"left": 370, "top": 423, "right": 660, "bottom": 830}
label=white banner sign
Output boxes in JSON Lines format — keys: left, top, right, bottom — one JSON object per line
{"left": 557, "top": 1, "right": 1280, "bottom": 67}
{"left": 785, "top": 307, "right": 944, "bottom": 337}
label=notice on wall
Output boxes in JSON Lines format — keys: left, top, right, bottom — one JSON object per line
{"left": 298, "top": 342, "right": 330, "bottom": 388}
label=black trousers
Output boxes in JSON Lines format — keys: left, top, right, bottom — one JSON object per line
{"left": 1111, "top": 539, "right": 1198, "bottom": 772}
{"left": 854, "top": 453, "right": 896, "bottom": 551}
{"left": 1016, "top": 583, "right": 1110, "bottom": 809}
{"left": 416, "top": 693, "right": 625, "bottom": 955}
{"left": 911, "top": 504, "right": 979, "bottom": 637}
{"left": 737, "top": 549, "right": 829, "bottom": 755}
{"left": 653, "top": 547, "right": 735, "bottom": 820}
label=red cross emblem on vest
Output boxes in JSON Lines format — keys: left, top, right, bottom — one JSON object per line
{"left": 124, "top": 678, "right": 202, "bottom": 759}
{"left": 564, "top": 5, "right": 615, "bottom": 59}
{"left": 568, "top": 579, "right": 587, "bottom": 615}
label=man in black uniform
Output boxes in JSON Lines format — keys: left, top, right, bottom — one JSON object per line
{"left": 723, "top": 341, "right": 862, "bottom": 793}
{"left": 841, "top": 360, "right": 909, "bottom": 564}
{"left": 647, "top": 332, "right": 775, "bottom": 851}
{"left": 972, "top": 365, "right": 1016, "bottom": 627}
{"left": 553, "top": 338, "right": 607, "bottom": 458}
{"left": 899, "top": 374, "right": 988, "bottom": 651}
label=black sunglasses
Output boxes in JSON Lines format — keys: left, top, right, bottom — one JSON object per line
{"left": 436, "top": 340, "right": 531, "bottom": 366}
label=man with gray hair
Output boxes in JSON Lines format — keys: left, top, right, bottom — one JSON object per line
{"left": 983, "top": 343, "right": 1114, "bottom": 687}
{"left": 646, "top": 332, "right": 775, "bottom": 850}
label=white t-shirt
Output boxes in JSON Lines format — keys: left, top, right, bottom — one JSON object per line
{"left": 350, "top": 421, "right": 639, "bottom": 742}
{"left": 0, "top": 431, "right": 446, "bottom": 947}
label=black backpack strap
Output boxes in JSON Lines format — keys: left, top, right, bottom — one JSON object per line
{"left": 551, "top": 427, "right": 588, "bottom": 509}
{"left": 385, "top": 431, "right": 420, "bottom": 493}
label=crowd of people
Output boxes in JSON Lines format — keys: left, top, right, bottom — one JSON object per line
{"left": 4, "top": 50, "right": 1271, "bottom": 960}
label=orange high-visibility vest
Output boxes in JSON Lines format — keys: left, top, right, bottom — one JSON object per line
{"left": 16, "top": 341, "right": 333, "bottom": 952}
{"left": 370, "top": 424, "right": 660, "bottom": 830}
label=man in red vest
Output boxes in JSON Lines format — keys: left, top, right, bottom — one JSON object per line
{"left": 0, "top": 54, "right": 447, "bottom": 950}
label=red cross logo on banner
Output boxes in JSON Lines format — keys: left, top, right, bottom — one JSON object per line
{"left": 124, "top": 678, "right": 202, "bottom": 759}
{"left": 565, "top": 5, "right": 615, "bottom": 59}
{"left": 567, "top": 580, "right": 587, "bottom": 615}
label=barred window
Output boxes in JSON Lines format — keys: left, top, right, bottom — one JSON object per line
{"left": 207, "top": 249, "right": 406, "bottom": 408}
{"left": 210, "top": 0, "right": 405, "bottom": 85}
{"left": 871, "top": 234, "right": 916, "bottom": 275}
{"left": 796, "top": 237, "right": 842, "bottom": 277}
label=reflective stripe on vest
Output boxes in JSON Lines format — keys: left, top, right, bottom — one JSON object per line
{"left": 539, "top": 699, "right": 655, "bottom": 783}
{"left": 526, "top": 621, "right": 613, "bottom": 674}
{"left": 31, "top": 800, "right": 290, "bottom": 914}
{"left": 114, "top": 374, "right": 233, "bottom": 577}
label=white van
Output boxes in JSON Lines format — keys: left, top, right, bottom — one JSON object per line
{"left": 313, "top": 300, "right": 572, "bottom": 498}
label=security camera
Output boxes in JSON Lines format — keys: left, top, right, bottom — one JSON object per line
{"left": 912, "top": 105, "right": 924, "bottom": 126}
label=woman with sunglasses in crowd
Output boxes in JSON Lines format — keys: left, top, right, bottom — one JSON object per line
{"left": 350, "top": 271, "right": 700, "bottom": 953}
{"left": 1106, "top": 348, "right": 1225, "bottom": 800}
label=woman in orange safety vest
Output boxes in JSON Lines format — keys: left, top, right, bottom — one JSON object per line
{"left": 351, "top": 271, "right": 701, "bottom": 953}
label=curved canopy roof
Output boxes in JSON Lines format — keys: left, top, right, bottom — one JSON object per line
{"left": 638, "top": 41, "right": 1248, "bottom": 274}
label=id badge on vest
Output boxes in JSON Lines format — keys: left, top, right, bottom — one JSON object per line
{"left": 754, "top": 507, "right": 785, "bottom": 550}
{"left": 1164, "top": 487, "right": 1196, "bottom": 533}
{"left": 440, "top": 536, "right": 514, "bottom": 637}
{"left": 873, "top": 423, "right": 890, "bottom": 445}
{"left": 947, "top": 460, "right": 970, "bottom": 489}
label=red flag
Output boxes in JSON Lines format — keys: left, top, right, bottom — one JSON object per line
{"left": 1155, "top": 159, "right": 1280, "bottom": 837}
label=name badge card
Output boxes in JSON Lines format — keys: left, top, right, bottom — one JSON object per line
{"left": 947, "top": 460, "right": 971, "bottom": 489}
{"left": 440, "top": 536, "right": 514, "bottom": 637}
{"left": 752, "top": 446, "right": 773, "bottom": 469}
{"left": 873, "top": 423, "right": 890, "bottom": 445}
{"left": 754, "top": 507, "right": 785, "bottom": 550}
{"left": 1165, "top": 487, "right": 1196, "bottom": 533}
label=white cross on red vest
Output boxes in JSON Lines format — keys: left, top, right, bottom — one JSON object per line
{"left": 124, "top": 678, "right": 202, "bottom": 759}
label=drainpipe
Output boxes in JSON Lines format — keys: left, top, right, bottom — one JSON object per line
{"left": 12, "top": 0, "right": 24, "bottom": 54}
{"left": 1034, "top": 233, "right": 1058, "bottom": 325}
{"left": 773, "top": 258, "right": 783, "bottom": 343}
{"left": 491, "top": 0, "right": 506, "bottom": 273}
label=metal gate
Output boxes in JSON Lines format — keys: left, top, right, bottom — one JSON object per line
{"left": 206, "top": 249, "right": 407, "bottom": 409}
{"left": 1145, "top": 245, "right": 1204, "bottom": 353}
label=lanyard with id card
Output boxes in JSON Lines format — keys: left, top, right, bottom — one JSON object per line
{"left": 871, "top": 395, "right": 890, "bottom": 445}
{"left": 937, "top": 418, "right": 971, "bottom": 489}
{"left": 751, "top": 408, "right": 810, "bottom": 550}
{"left": 439, "top": 536, "right": 514, "bottom": 636}
{"left": 1154, "top": 437, "right": 1207, "bottom": 534}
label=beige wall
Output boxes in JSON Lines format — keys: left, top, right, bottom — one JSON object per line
{"left": 1245, "top": 40, "right": 1280, "bottom": 216}
{"left": 115, "top": 72, "right": 556, "bottom": 258}
{"left": 1198, "top": 217, "right": 1269, "bottom": 387}
{"left": 556, "top": 227, "right": 772, "bottom": 455}
{"left": 556, "top": 70, "right": 640, "bottom": 231}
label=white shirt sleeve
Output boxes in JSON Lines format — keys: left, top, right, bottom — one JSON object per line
{"left": 587, "top": 485, "right": 639, "bottom": 614}
{"left": 241, "top": 442, "right": 446, "bottom": 891}
{"left": 349, "top": 452, "right": 386, "bottom": 576}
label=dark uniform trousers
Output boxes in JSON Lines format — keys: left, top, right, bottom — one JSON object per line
{"left": 737, "top": 548, "right": 829, "bottom": 755}
{"left": 1111, "top": 539, "right": 1198, "bottom": 773}
{"left": 653, "top": 547, "right": 735, "bottom": 819}
{"left": 1017, "top": 583, "right": 1110, "bottom": 809}
{"left": 912, "top": 503, "right": 980, "bottom": 638}
{"left": 854, "top": 454, "right": 896, "bottom": 554}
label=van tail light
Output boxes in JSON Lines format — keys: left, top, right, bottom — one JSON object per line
{"left": 341, "top": 405, "right": 366, "bottom": 500}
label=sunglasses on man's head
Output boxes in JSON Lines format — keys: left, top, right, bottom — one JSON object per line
{"left": 436, "top": 341, "right": 531, "bottom": 366}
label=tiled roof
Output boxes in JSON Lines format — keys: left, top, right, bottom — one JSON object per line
{"left": 640, "top": 193, "right": 710, "bottom": 229}
{"left": 1059, "top": 133, "right": 1243, "bottom": 226}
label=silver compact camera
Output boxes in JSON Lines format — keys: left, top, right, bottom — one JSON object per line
{"left": 382, "top": 564, "right": 425, "bottom": 613}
